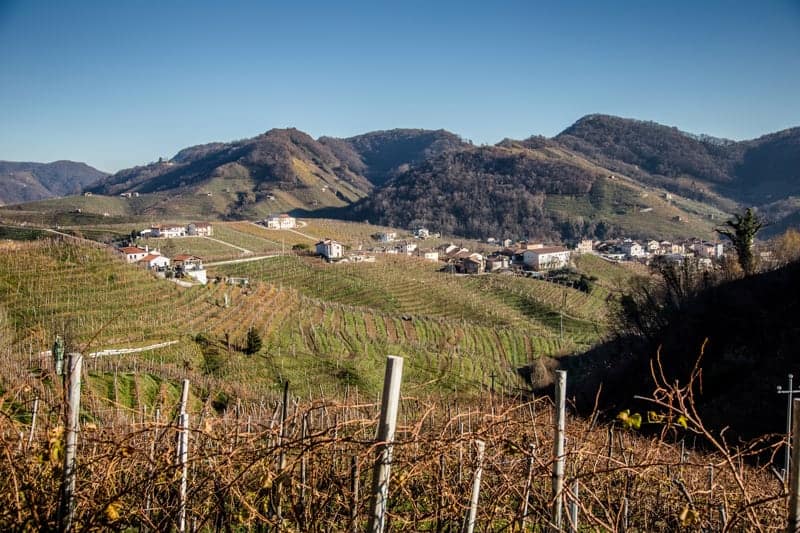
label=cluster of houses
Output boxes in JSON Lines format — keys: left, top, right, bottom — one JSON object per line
{"left": 577, "top": 237, "right": 725, "bottom": 265}
{"left": 313, "top": 236, "right": 573, "bottom": 274}
{"left": 119, "top": 245, "right": 207, "bottom": 284}
{"left": 138, "top": 222, "right": 213, "bottom": 238}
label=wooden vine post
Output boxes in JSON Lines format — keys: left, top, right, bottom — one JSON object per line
{"left": 367, "top": 355, "right": 404, "bottom": 533}
{"left": 57, "top": 351, "right": 83, "bottom": 533}
{"left": 465, "top": 439, "right": 486, "bottom": 533}
{"left": 787, "top": 398, "right": 800, "bottom": 532}
{"left": 551, "top": 370, "right": 567, "bottom": 532}
{"left": 177, "top": 379, "right": 190, "bottom": 533}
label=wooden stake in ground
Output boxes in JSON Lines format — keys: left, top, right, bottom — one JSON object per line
{"left": 177, "top": 379, "right": 190, "bottom": 533}
{"left": 367, "top": 355, "right": 404, "bottom": 533}
{"left": 787, "top": 398, "right": 800, "bottom": 532}
{"left": 57, "top": 351, "right": 83, "bottom": 533}
{"left": 551, "top": 370, "right": 567, "bottom": 532}
{"left": 465, "top": 439, "right": 486, "bottom": 533}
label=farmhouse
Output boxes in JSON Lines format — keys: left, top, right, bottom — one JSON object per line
{"left": 173, "top": 254, "right": 207, "bottom": 284}
{"left": 485, "top": 253, "right": 510, "bottom": 272}
{"left": 120, "top": 246, "right": 149, "bottom": 263}
{"left": 138, "top": 254, "right": 170, "bottom": 270}
{"left": 315, "top": 239, "right": 344, "bottom": 261}
{"left": 187, "top": 222, "right": 213, "bottom": 236}
{"left": 151, "top": 224, "right": 186, "bottom": 238}
{"left": 523, "top": 246, "right": 571, "bottom": 271}
{"left": 417, "top": 250, "right": 439, "bottom": 262}
{"left": 575, "top": 239, "right": 594, "bottom": 254}
{"left": 375, "top": 231, "right": 397, "bottom": 243}
{"left": 264, "top": 214, "right": 296, "bottom": 229}
{"left": 620, "top": 240, "right": 646, "bottom": 259}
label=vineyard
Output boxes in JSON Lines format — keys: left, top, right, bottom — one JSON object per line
{"left": 0, "top": 354, "right": 788, "bottom": 531}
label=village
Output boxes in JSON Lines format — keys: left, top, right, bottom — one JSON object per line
{"left": 116, "top": 214, "right": 731, "bottom": 287}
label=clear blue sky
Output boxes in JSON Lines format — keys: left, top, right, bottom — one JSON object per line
{"left": 1, "top": 0, "right": 799, "bottom": 172}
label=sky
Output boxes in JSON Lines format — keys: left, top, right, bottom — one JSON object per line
{"left": 1, "top": 0, "right": 799, "bottom": 173}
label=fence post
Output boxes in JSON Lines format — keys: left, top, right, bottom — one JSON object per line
{"left": 367, "top": 355, "right": 404, "bottom": 533}
{"left": 520, "top": 443, "right": 536, "bottom": 531}
{"left": 465, "top": 439, "right": 486, "bottom": 533}
{"left": 57, "top": 352, "right": 83, "bottom": 533}
{"left": 551, "top": 370, "right": 567, "bottom": 532}
{"left": 178, "top": 379, "right": 190, "bottom": 533}
{"left": 568, "top": 478, "right": 579, "bottom": 533}
{"left": 27, "top": 397, "right": 39, "bottom": 451}
{"left": 788, "top": 398, "right": 800, "bottom": 531}
{"left": 351, "top": 455, "right": 360, "bottom": 533}
{"left": 275, "top": 380, "right": 289, "bottom": 529}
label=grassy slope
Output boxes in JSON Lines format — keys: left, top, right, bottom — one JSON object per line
{"left": 0, "top": 233, "right": 634, "bottom": 414}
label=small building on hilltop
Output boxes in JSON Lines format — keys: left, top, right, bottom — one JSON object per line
{"left": 523, "top": 246, "right": 571, "bottom": 271}
{"left": 316, "top": 239, "right": 344, "bottom": 261}
{"left": 264, "top": 214, "right": 296, "bottom": 229}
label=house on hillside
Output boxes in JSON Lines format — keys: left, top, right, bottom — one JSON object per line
{"left": 395, "top": 241, "right": 417, "bottom": 255}
{"left": 138, "top": 253, "right": 170, "bottom": 270}
{"left": 575, "top": 239, "right": 594, "bottom": 254}
{"left": 413, "top": 227, "right": 430, "bottom": 239}
{"left": 523, "top": 246, "right": 571, "bottom": 271}
{"left": 151, "top": 224, "right": 186, "bottom": 238}
{"left": 187, "top": 222, "right": 213, "bottom": 237}
{"left": 418, "top": 250, "right": 439, "bottom": 262}
{"left": 264, "top": 214, "right": 296, "bottom": 229}
{"left": 173, "top": 254, "right": 207, "bottom": 284}
{"left": 620, "top": 240, "right": 646, "bottom": 259}
{"left": 315, "top": 239, "right": 344, "bottom": 261}
{"left": 485, "top": 253, "right": 510, "bottom": 271}
{"left": 120, "top": 246, "right": 149, "bottom": 263}
{"left": 375, "top": 231, "right": 397, "bottom": 243}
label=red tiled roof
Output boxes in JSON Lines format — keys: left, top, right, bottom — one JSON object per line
{"left": 173, "top": 254, "right": 201, "bottom": 261}
{"left": 121, "top": 247, "right": 146, "bottom": 254}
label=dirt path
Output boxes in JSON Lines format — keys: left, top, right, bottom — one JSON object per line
{"left": 202, "top": 235, "right": 252, "bottom": 254}
{"left": 204, "top": 254, "right": 282, "bottom": 267}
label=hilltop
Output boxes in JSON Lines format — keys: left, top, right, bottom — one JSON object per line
{"left": 0, "top": 160, "right": 107, "bottom": 205}
{"left": 4, "top": 115, "right": 799, "bottom": 242}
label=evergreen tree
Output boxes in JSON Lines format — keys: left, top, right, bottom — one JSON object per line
{"left": 716, "top": 208, "right": 764, "bottom": 275}
{"left": 244, "top": 327, "right": 262, "bottom": 355}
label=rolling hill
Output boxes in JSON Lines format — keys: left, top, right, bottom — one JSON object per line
{"left": 0, "top": 160, "right": 107, "bottom": 205}
{"left": 5, "top": 115, "right": 799, "bottom": 241}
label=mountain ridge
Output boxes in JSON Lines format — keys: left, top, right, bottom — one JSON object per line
{"left": 0, "top": 160, "right": 108, "bottom": 205}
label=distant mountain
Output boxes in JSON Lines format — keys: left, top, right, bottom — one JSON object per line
{"left": 12, "top": 116, "right": 800, "bottom": 239}
{"left": 88, "top": 128, "right": 463, "bottom": 218}
{"left": 349, "top": 140, "right": 717, "bottom": 242}
{"left": 319, "top": 129, "right": 466, "bottom": 186}
{"left": 555, "top": 114, "right": 800, "bottom": 205}
{"left": 0, "top": 160, "right": 107, "bottom": 205}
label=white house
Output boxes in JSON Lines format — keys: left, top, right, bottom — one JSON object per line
{"left": 376, "top": 231, "right": 397, "bottom": 243}
{"left": 620, "top": 241, "right": 646, "bottom": 259}
{"left": 523, "top": 246, "right": 571, "bottom": 270}
{"left": 396, "top": 241, "right": 417, "bottom": 255}
{"left": 120, "top": 246, "right": 149, "bottom": 263}
{"left": 418, "top": 250, "right": 439, "bottom": 262}
{"left": 151, "top": 224, "right": 186, "bottom": 238}
{"left": 187, "top": 222, "right": 213, "bottom": 236}
{"left": 173, "top": 254, "right": 207, "bottom": 284}
{"left": 414, "top": 228, "right": 430, "bottom": 239}
{"left": 264, "top": 214, "right": 296, "bottom": 229}
{"left": 575, "top": 239, "right": 594, "bottom": 254}
{"left": 316, "top": 239, "right": 344, "bottom": 261}
{"left": 138, "top": 254, "right": 170, "bottom": 270}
